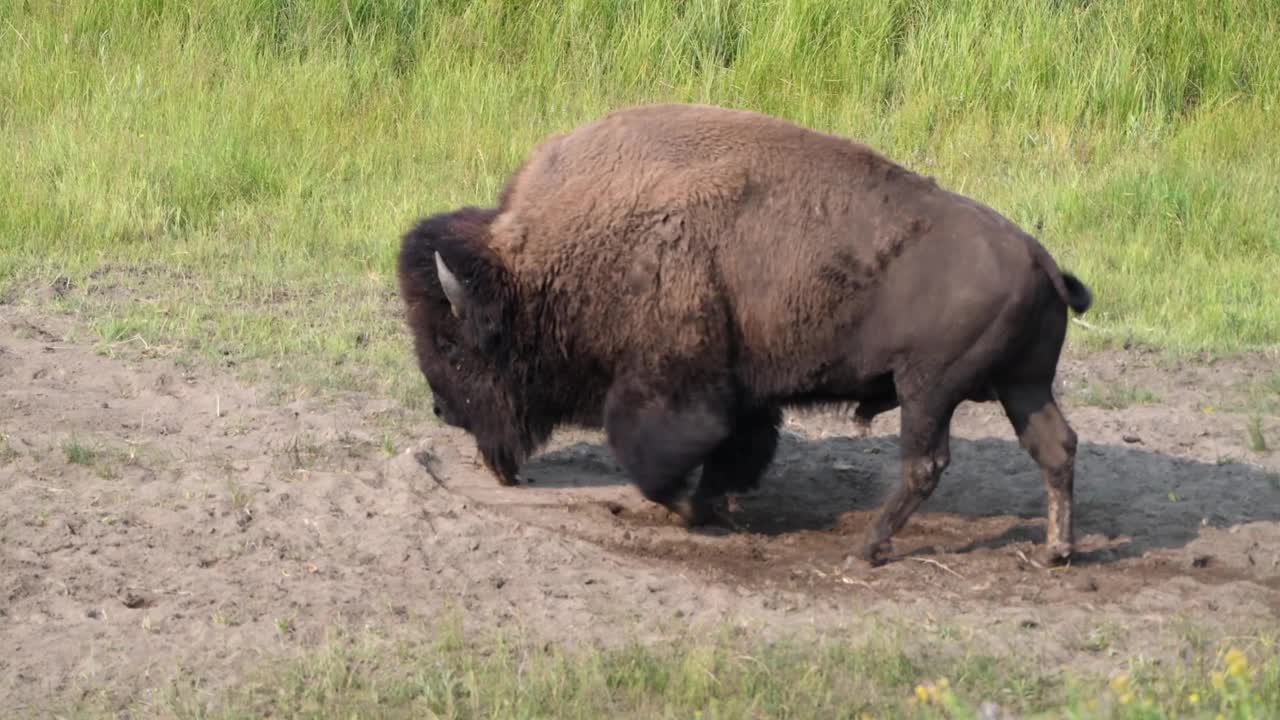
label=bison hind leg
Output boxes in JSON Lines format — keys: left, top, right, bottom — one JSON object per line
{"left": 603, "top": 377, "right": 734, "bottom": 526}
{"left": 997, "top": 381, "right": 1077, "bottom": 566}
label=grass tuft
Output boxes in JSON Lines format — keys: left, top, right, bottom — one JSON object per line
{"left": 1073, "top": 382, "right": 1161, "bottom": 410}
{"left": 1248, "top": 416, "right": 1270, "bottom": 453}
{"left": 63, "top": 436, "right": 97, "bottom": 466}
{"left": 0, "top": 434, "right": 18, "bottom": 464}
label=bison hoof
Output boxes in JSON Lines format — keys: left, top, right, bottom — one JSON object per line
{"left": 495, "top": 473, "right": 521, "bottom": 487}
{"left": 668, "top": 496, "right": 714, "bottom": 527}
{"left": 1037, "top": 543, "right": 1073, "bottom": 568}
{"left": 855, "top": 539, "right": 893, "bottom": 567}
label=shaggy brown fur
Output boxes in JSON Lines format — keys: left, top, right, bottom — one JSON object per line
{"left": 398, "top": 103, "right": 1092, "bottom": 566}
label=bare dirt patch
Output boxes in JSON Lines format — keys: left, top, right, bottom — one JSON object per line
{"left": 2, "top": 308, "right": 1278, "bottom": 714}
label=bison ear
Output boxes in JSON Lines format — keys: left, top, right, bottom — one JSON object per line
{"left": 435, "top": 251, "right": 467, "bottom": 318}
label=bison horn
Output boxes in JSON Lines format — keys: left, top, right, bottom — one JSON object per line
{"left": 434, "top": 251, "right": 465, "bottom": 318}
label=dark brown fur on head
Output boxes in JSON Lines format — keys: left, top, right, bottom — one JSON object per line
{"left": 396, "top": 206, "right": 539, "bottom": 485}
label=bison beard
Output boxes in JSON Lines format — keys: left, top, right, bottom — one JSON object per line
{"left": 397, "top": 103, "right": 1093, "bottom": 568}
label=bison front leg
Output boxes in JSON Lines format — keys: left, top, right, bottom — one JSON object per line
{"left": 857, "top": 399, "right": 954, "bottom": 566}
{"left": 603, "top": 377, "right": 733, "bottom": 526}
{"left": 477, "top": 440, "right": 521, "bottom": 486}
{"left": 997, "top": 382, "right": 1077, "bottom": 566}
{"left": 695, "top": 405, "right": 783, "bottom": 514}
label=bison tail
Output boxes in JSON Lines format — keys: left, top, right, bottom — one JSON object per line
{"left": 1061, "top": 272, "right": 1092, "bottom": 315}
{"left": 1027, "top": 239, "right": 1092, "bottom": 317}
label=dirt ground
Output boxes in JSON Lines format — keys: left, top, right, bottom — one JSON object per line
{"left": 2, "top": 308, "right": 1279, "bottom": 714}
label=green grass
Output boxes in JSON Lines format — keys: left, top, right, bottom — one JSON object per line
{"left": 1072, "top": 382, "right": 1161, "bottom": 410}
{"left": 62, "top": 435, "right": 97, "bottom": 466}
{"left": 1247, "top": 415, "right": 1270, "bottom": 453}
{"left": 1266, "top": 374, "right": 1280, "bottom": 398}
{"left": 0, "top": 433, "right": 18, "bottom": 464}
{"left": 2, "top": 0, "right": 1279, "bottom": 402}
{"left": 63, "top": 627, "right": 1280, "bottom": 719}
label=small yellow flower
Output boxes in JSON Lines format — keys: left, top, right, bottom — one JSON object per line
{"left": 1226, "top": 648, "right": 1249, "bottom": 677}
{"left": 1109, "top": 674, "right": 1129, "bottom": 694}
{"left": 936, "top": 677, "right": 950, "bottom": 690}
{"left": 1216, "top": 714, "right": 1226, "bottom": 720}
{"left": 915, "top": 685, "right": 930, "bottom": 703}
{"left": 1119, "top": 691, "right": 1134, "bottom": 705}
{"left": 1211, "top": 671, "right": 1226, "bottom": 691}
{"left": 1188, "top": 692, "right": 1200, "bottom": 704}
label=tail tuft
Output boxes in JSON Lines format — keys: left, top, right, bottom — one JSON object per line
{"left": 1062, "top": 272, "right": 1092, "bottom": 315}
{"left": 1027, "top": 238, "right": 1092, "bottom": 317}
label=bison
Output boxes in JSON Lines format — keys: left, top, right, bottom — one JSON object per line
{"left": 397, "top": 103, "right": 1092, "bottom": 567}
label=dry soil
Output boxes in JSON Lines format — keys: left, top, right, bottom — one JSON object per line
{"left": 2, "top": 308, "right": 1278, "bottom": 714}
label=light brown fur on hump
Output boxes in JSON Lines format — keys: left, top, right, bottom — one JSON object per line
{"left": 485, "top": 103, "right": 944, "bottom": 372}
{"left": 496, "top": 103, "right": 934, "bottom": 251}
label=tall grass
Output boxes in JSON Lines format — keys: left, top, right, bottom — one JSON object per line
{"left": 2, "top": 0, "right": 1278, "bottom": 397}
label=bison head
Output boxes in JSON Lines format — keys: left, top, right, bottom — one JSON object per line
{"left": 397, "top": 207, "right": 531, "bottom": 485}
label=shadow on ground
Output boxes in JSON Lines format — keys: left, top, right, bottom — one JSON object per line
{"left": 519, "top": 431, "right": 1280, "bottom": 565}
